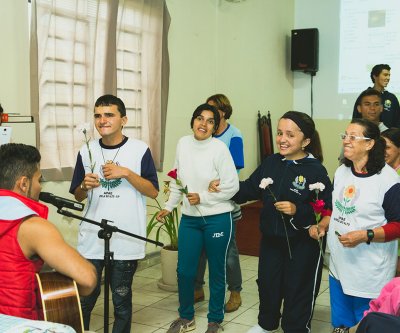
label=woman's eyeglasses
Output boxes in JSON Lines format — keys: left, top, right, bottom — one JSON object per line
{"left": 339, "top": 134, "right": 371, "bottom": 141}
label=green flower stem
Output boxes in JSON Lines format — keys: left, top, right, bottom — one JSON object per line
{"left": 311, "top": 188, "right": 337, "bottom": 278}
{"left": 176, "top": 179, "right": 207, "bottom": 224}
{"left": 194, "top": 205, "right": 207, "bottom": 224}
{"left": 82, "top": 129, "right": 95, "bottom": 218}
{"left": 83, "top": 130, "right": 96, "bottom": 173}
{"left": 267, "top": 187, "right": 292, "bottom": 260}
{"left": 316, "top": 214, "right": 324, "bottom": 260}
{"left": 280, "top": 212, "right": 292, "bottom": 260}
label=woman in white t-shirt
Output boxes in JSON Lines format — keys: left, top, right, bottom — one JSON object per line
{"left": 310, "top": 119, "right": 400, "bottom": 333}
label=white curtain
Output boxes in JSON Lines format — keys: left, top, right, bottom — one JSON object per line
{"left": 30, "top": 0, "right": 170, "bottom": 181}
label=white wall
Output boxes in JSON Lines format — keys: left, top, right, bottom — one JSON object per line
{"left": 293, "top": 0, "right": 341, "bottom": 121}
{"left": 292, "top": 1, "right": 346, "bottom": 178}
{"left": 0, "top": 1, "right": 30, "bottom": 117}
{"left": 165, "top": 0, "right": 294, "bottom": 181}
{"left": 216, "top": 0, "right": 295, "bottom": 179}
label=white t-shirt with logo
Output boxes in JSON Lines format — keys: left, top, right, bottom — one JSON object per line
{"left": 328, "top": 164, "right": 400, "bottom": 298}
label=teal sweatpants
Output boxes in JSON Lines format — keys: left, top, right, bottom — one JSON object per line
{"left": 177, "top": 212, "right": 232, "bottom": 323}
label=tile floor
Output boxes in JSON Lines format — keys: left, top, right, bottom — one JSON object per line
{"left": 88, "top": 255, "right": 332, "bottom": 332}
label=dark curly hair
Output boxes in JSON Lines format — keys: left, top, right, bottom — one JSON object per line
{"left": 370, "top": 64, "right": 391, "bottom": 83}
{"left": 342, "top": 119, "right": 385, "bottom": 174}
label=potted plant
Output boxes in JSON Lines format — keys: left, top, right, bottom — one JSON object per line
{"left": 147, "top": 181, "right": 180, "bottom": 291}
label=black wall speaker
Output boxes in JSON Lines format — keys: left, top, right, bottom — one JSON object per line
{"left": 291, "top": 28, "right": 319, "bottom": 73}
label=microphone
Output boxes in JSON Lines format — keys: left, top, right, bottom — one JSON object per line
{"left": 39, "top": 192, "right": 85, "bottom": 211}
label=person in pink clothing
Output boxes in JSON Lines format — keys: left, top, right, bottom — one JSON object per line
{"left": 353, "top": 278, "right": 400, "bottom": 332}
{"left": 337, "top": 278, "right": 400, "bottom": 333}
{"left": 363, "top": 277, "right": 400, "bottom": 317}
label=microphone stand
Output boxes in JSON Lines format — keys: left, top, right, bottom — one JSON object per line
{"left": 57, "top": 207, "right": 163, "bottom": 333}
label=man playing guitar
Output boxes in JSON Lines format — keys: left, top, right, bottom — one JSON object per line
{"left": 0, "top": 143, "right": 97, "bottom": 324}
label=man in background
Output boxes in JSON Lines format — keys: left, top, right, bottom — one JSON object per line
{"left": 0, "top": 143, "right": 97, "bottom": 320}
{"left": 355, "top": 88, "right": 388, "bottom": 132}
{"left": 352, "top": 64, "right": 400, "bottom": 128}
{"left": 339, "top": 88, "right": 388, "bottom": 163}
{"left": 70, "top": 94, "right": 159, "bottom": 333}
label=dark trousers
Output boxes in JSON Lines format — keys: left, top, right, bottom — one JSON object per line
{"left": 356, "top": 312, "right": 400, "bottom": 333}
{"left": 80, "top": 259, "right": 138, "bottom": 333}
{"left": 258, "top": 234, "right": 324, "bottom": 333}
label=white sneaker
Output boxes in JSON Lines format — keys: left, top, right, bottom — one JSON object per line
{"left": 246, "top": 324, "right": 274, "bottom": 333}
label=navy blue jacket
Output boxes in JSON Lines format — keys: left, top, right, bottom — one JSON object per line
{"left": 233, "top": 153, "right": 332, "bottom": 238}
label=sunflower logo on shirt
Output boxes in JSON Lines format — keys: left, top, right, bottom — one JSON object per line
{"left": 335, "top": 184, "right": 357, "bottom": 215}
{"left": 292, "top": 175, "right": 306, "bottom": 190}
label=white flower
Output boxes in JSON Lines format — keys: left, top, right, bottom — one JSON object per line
{"left": 259, "top": 177, "right": 273, "bottom": 189}
{"left": 309, "top": 182, "right": 325, "bottom": 192}
{"left": 76, "top": 122, "right": 91, "bottom": 134}
{"left": 77, "top": 122, "right": 95, "bottom": 173}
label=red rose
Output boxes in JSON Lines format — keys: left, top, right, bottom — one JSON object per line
{"left": 310, "top": 199, "right": 325, "bottom": 213}
{"left": 167, "top": 169, "right": 178, "bottom": 180}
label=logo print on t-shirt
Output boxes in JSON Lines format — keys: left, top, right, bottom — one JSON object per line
{"left": 292, "top": 175, "right": 306, "bottom": 190}
{"left": 99, "top": 161, "right": 122, "bottom": 191}
{"left": 384, "top": 99, "right": 392, "bottom": 110}
{"left": 335, "top": 184, "right": 357, "bottom": 215}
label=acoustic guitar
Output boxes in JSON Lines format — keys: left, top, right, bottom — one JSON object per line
{"left": 36, "top": 271, "right": 84, "bottom": 333}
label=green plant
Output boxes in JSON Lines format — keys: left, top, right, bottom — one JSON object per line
{"left": 147, "top": 182, "right": 179, "bottom": 250}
